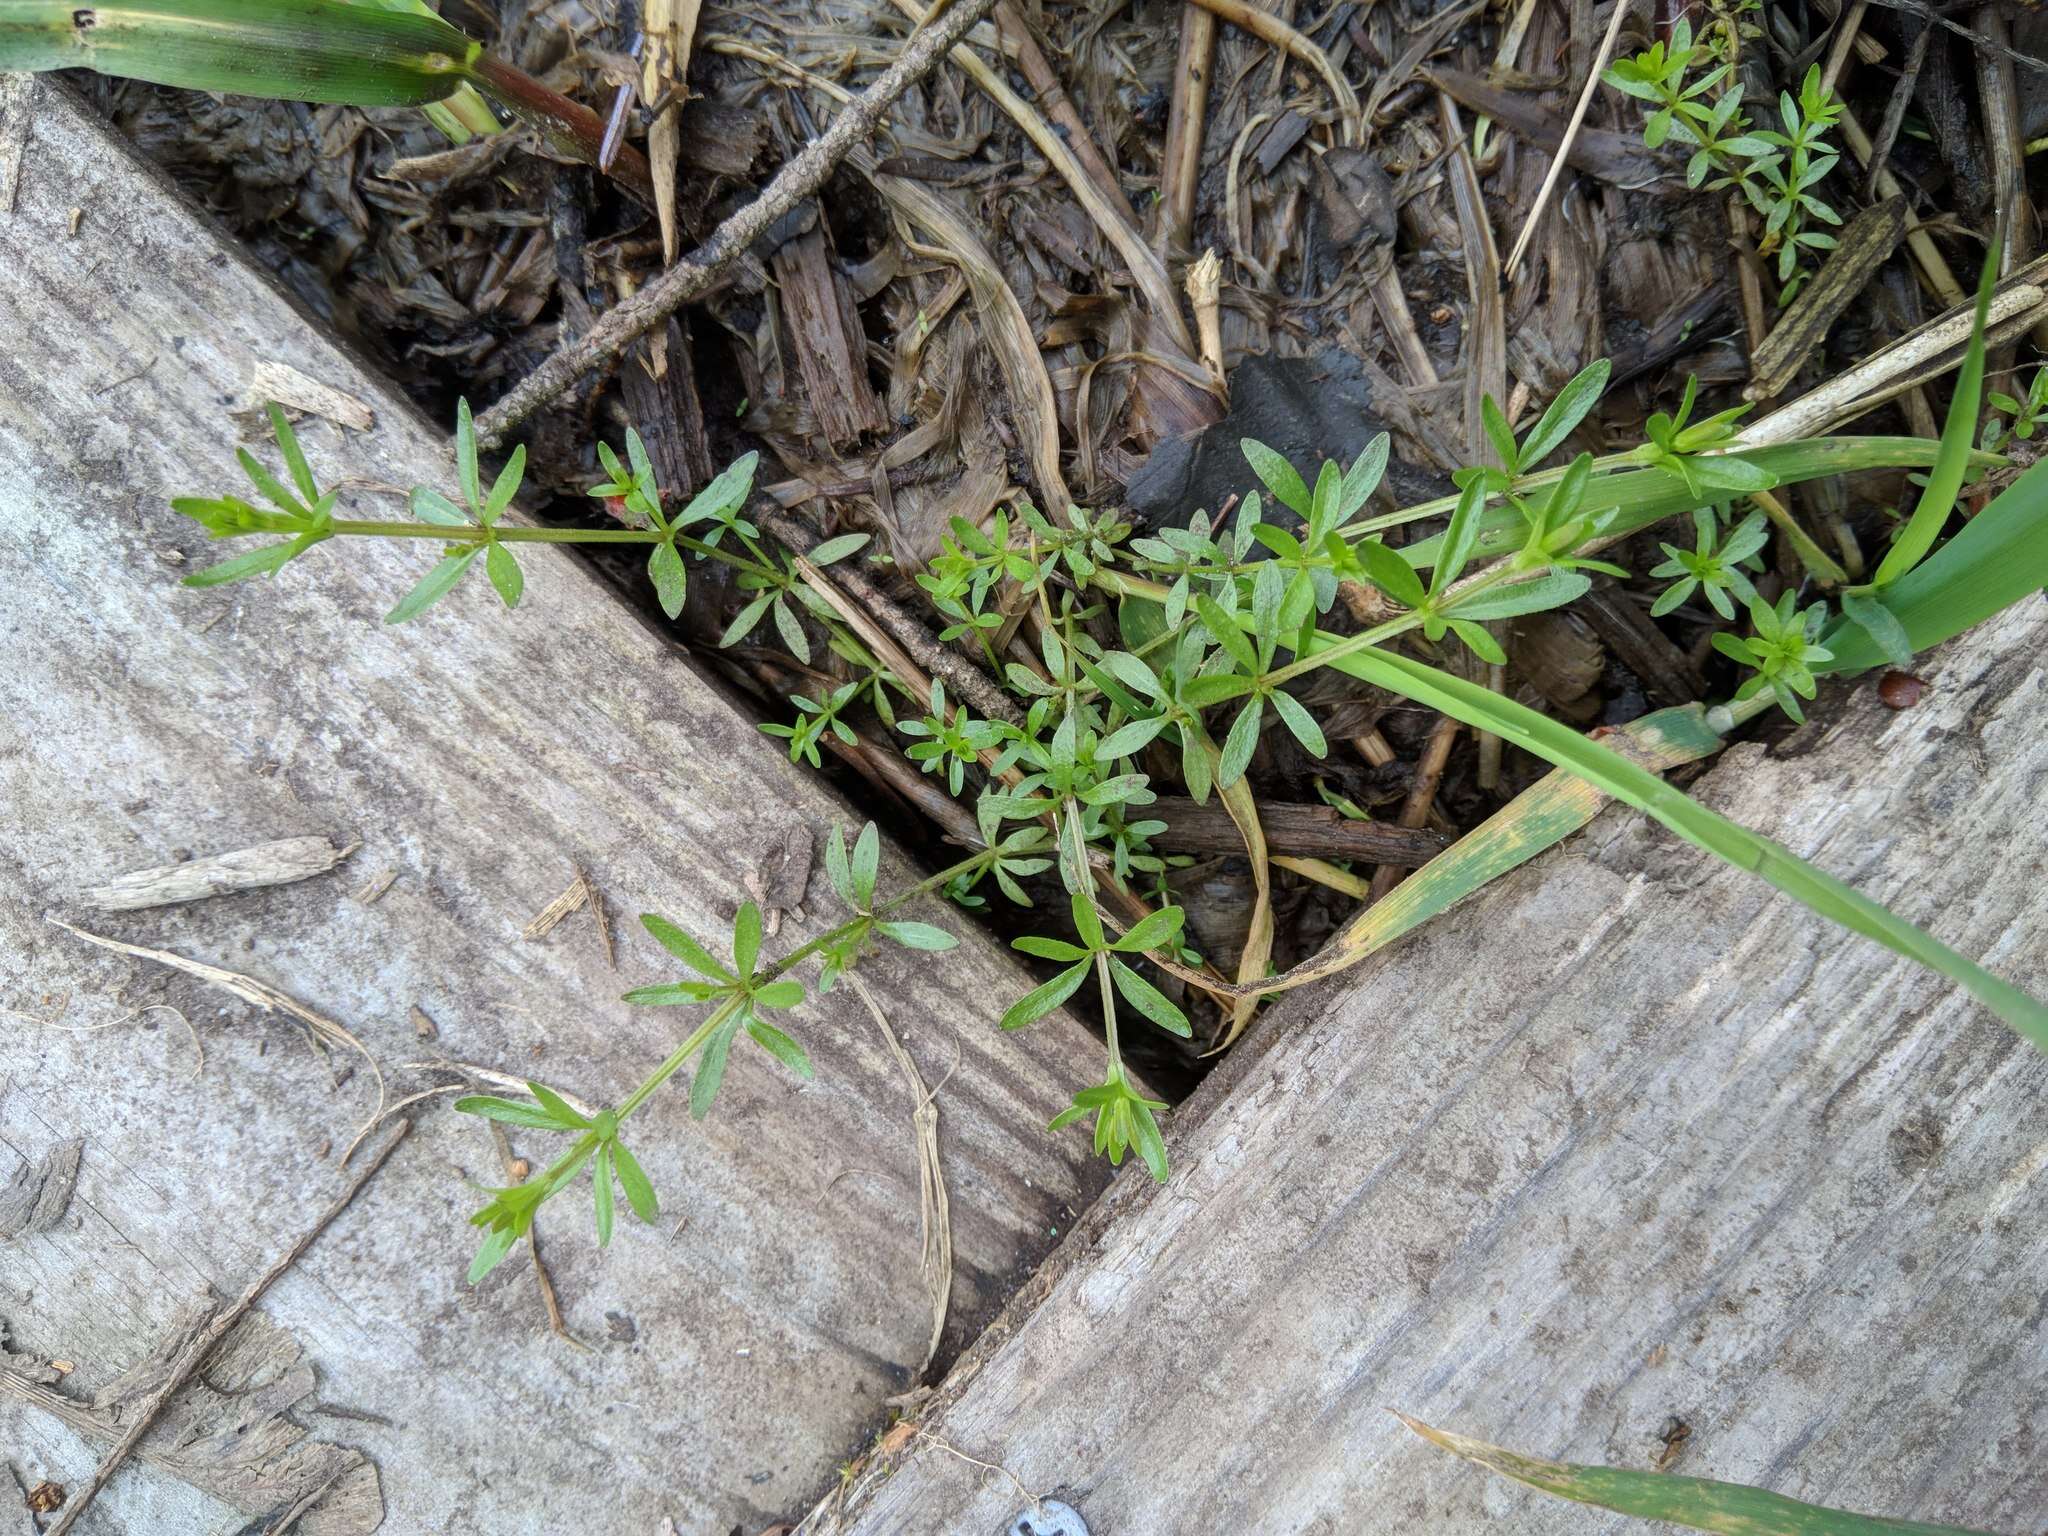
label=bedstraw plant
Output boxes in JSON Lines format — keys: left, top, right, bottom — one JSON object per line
{"left": 171, "top": 247, "right": 2048, "bottom": 1280}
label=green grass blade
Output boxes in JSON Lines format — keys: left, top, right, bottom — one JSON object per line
{"left": 0, "top": 0, "right": 480, "bottom": 106}
{"left": 1397, "top": 438, "right": 1955, "bottom": 572}
{"left": 346, "top": 0, "right": 500, "bottom": 138}
{"left": 1301, "top": 635, "right": 2048, "bottom": 1049}
{"left": 1871, "top": 247, "right": 1998, "bottom": 588}
{"left": 1397, "top": 1415, "right": 2004, "bottom": 1535}
{"left": 1819, "top": 457, "right": 2048, "bottom": 673}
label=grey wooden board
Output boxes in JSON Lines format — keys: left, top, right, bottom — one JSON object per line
{"left": 0, "top": 74, "right": 1110, "bottom": 1534}
{"left": 824, "top": 597, "right": 2048, "bottom": 1531}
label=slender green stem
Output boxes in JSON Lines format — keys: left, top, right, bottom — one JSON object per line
{"left": 324, "top": 520, "right": 779, "bottom": 578}
{"left": 329, "top": 520, "right": 661, "bottom": 544}
{"left": 616, "top": 999, "right": 739, "bottom": 1121}
{"left": 1094, "top": 943, "right": 1122, "bottom": 1078}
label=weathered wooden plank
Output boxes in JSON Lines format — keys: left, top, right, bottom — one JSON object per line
{"left": 0, "top": 75, "right": 1108, "bottom": 1533}
{"left": 825, "top": 595, "right": 2048, "bottom": 1530}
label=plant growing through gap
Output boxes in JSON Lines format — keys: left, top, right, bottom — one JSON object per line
{"left": 1603, "top": 15, "right": 1843, "bottom": 301}
{"left": 172, "top": 242, "right": 2048, "bottom": 1279}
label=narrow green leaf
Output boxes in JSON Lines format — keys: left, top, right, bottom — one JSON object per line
{"left": 689, "top": 1018, "right": 737, "bottom": 1118}
{"left": 1000, "top": 961, "right": 1090, "bottom": 1030}
{"left": 467, "top": 1225, "right": 519, "bottom": 1283}
{"left": 236, "top": 447, "right": 305, "bottom": 517}
{"left": 770, "top": 595, "right": 811, "bottom": 664}
{"left": 1449, "top": 619, "right": 1507, "bottom": 665}
{"left": 852, "top": 822, "right": 880, "bottom": 908}
{"left": 1354, "top": 538, "right": 1429, "bottom": 610}
{"left": 525, "top": 1081, "right": 592, "bottom": 1128}
{"left": 1129, "top": 1099, "right": 1170, "bottom": 1182}
{"left": 621, "top": 981, "right": 723, "bottom": 1005}
{"left": 732, "top": 900, "right": 763, "bottom": 977}
{"left": 482, "top": 443, "right": 525, "bottom": 523}
{"left": 485, "top": 542, "right": 522, "bottom": 607}
{"left": 385, "top": 548, "right": 480, "bottom": 623}
{"left": 1218, "top": 695, "right": 1263, "bottom": 788}
{"left": 0, "top": 0, "right": 488, "bottom": 107}
{"left": 410, "top": 487, "right": 469, "bottom": 526}
{"left": 1820, "top": 458, "right": 2048, "bottom": 672}
{"left": 1109, "top": 957, "right": 1191, "bottom": 1036}
{"left": 809, "top": 532, "right": 870, "bottom": 564}
{"left": 1447, "top": 571, "right": 1591, "bottom": 620}
{"left": 640, "top": 913, "right": 735, "bottom": 981}
{"left": 720, "top": 591, "right": 775, "bottom": 647}
{"left": 826, "top": 825, "right": 855, "bottom": 909}
{"left": 877, "top": 920, "right": 958, "bottom": 951}
{"left": 454, "top": 397, "right": 481, "bottom": 510}
{"left": 1338, "top": 434, "right": 1391, "bottom": 519}
{"left": 746, "top": 1015, "right": 815, "bottom": 1078}
{"left": 1241, "top": 439, "right": 1312, "bottom": 517}
{"left": 1431, "top": 479, "right": 1488, "bottom": 596}
{"left": 1301, "top": 635, "right": 2048, "bottom": 1049}
{"left": 267, "top": 403, "right": 318, "bottom": 503}
{"left": 1517, "top": 358, "right": 1612, "bottom": 466}
{"left": 752, "top": 979, "right": 804, "bottom": 1009}
{"left": 679, "top": 451, "right": 757, "bottom": 524}
{"left": 1874, "top": 245, "right": 1997, "bottom": 587}
{"left": 1481, "top": 394, "right": 1520, "bottom": 473}
{"left": 1838, "top": 589, "right": 1914, "bottom": 669}
{"left": 1015, "top": 934, "right": 1091, "bottom": 961}
{"left": 1112, "top": 905, "right": 1185, "bottom": 954}
{"left": 183, "top": 540, "right": 299, "bottom": 588}
{"left": 648, "top": 540, "right": 687, "bottom": 620}
{"left": 1269, "top": 689, "right": 1328, "bottom": 757}
{"left": 1197, "top": 595, "right": 1260, "bottom": 675}
{"left": 454, "top": 1094, "right": 569, "bottom": 1130}
{"left": 611, "top": 1139, "right": 659, "bottom": 1223}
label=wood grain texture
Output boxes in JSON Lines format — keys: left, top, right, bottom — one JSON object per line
{"left": 824, "top": 594, "right": 2048, "bottom": 1531}
{"left": 0, "top": 75, "right": 1107, "bottom": 1533}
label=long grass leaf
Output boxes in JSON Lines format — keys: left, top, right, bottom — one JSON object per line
{"left": 1301, "top": 636, "right": 2048, "bottom": 1048}
{"left": 1820, "top": 457, "right": 2048, "bottom": 673}
{"left": 1397, "top": 1415, "right": 2003, "bottom": 1535}
{"left": 0, "top": 0, "right": 479, "bottom": 106}
{"left": 1396, "top": 437, "right": 1957, "bottom": 571}
{"left": 1871, "top": 247, "right": 1998, "bottom": 587}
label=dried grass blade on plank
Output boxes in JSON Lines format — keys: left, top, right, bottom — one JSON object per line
{"left": 49, "top": 918, "right": 388, "bottom": 1143}
{"left": 1396, "top": 1414, "right": 2002, "bottom": 1536}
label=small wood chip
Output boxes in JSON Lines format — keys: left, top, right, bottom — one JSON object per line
{"left": 81, "top": 836, "right": 352, "bottom": 912}
{"left": 521, "top": 865, "right": 613, "bottom": 965}
{"left": 243, "top": 360, "right": 375, "bottom": 432}
{"left": 353, "top": 868, "right": 398, "bottom": 904}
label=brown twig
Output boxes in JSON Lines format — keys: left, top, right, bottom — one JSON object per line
{"left": 1369, "top": 716, "right": 1460, "bottom": 902}
{"left": 1157, "top": 3, "right": 1217, "bottom": 255}
{"left": 472, "top": 0, "right": 1000, "bottom": 450}
{"left": 45, "top": 1122, "right": 412, "bottom": 1536}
